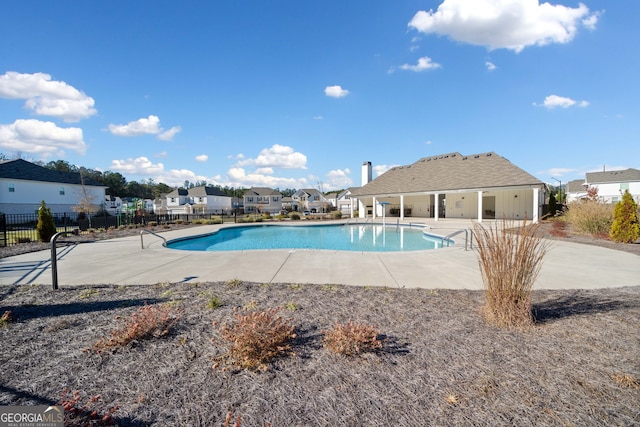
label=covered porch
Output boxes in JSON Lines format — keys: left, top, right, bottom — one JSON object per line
{"left": 352, "top": 186, "right": 543, "bottom": 223}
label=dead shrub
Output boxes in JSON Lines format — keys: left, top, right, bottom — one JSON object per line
{"left": 0, "top": 310, "right": 13, "bottom": 328}
{"left": 89, "top": 303, "right": 183, "bottom": 352}
{"left": 473, "top": 220, "right": 549, "bottom": 328}
{"left": 565, "top": 200, "right": 613, "bottom": 237}
{"left": 322, "top": 321, "right": 384, "bottom": 356}
{"left": 213, "top": 307, "right": 296, "bottom": 371}
{"left": 612, "top": 373, "right": 640, "bottom": 389}
{"left": 549, "top": 219, "right": 568, "bottom": 237}
{"left": 58, "top": 389, "right": 119, "bottom": 426}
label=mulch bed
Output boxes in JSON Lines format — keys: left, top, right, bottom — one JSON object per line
{"left": 1, "top": 221, "right": 639, "bottom": 425}
{"left": 1, "top": 281, "right": 639, "bottom": 426}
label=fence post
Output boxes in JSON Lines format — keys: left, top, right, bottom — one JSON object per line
{"left": 0, "top": 214, "right": 6, "bottom": 248}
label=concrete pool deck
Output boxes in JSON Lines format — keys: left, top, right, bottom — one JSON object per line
{"left": 1, "top": 219, "right": 639, "bottom": 290}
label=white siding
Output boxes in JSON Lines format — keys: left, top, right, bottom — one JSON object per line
{"left": 0, "top": 178, "right": 105, "bottom": 215}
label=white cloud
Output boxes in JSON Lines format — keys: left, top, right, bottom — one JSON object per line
{"left": 373, "top": 164, "right": 397, "bottom": 177}
{"left": 399, "top": 56, "right": 442, "bottom": 72}
{"left": 408, "top": 0, "right": 598, "bottom": 53}
{"left": 236, "top": 144, "right": 307, "bottom": 169}
{"left": 325, "top": 85, "right": 350, "bottom": 98}
{"left": 536, "top": 94, "right": 589, "bottom": 109}
{"left": 108, "top": 115, "right": 181, "bottom": 140}
{"left": 313, "top": 115, "right": 324, "bottom": 120}
{"left": 0, "top": 119, "right": 86, "bottom": 158}
{"left": 425, "top": 140, "right": 433, "bottom": 145}
{"left": 155, "top": 169, "right": 212, "bottom": 187}
{"left": 539, "top": 167, "right": 578, "bottom": 177}
{"left": 485, "top": 61, "right": 497, "bottom": 71}
{"left": 582, "top": 11, "right": 601, "bottom": 30}
{"left": 326, "top": 168, "right": 353, "bottom": 188}
{"left": 226, "top": 167, "right": 308, "bottom": 189}
{"left": 195, "top": 154, "right": 208, "bottom": 163}
{"left": 158, "top": 126, "right": 182, "bottom": 141}
{"left": 0, "top": 71, "right": 97, "bottom": 122}
{"left": 109, "top": 157, "right": 165, "bottom": 175}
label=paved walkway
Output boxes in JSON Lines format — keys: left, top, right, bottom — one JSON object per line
{"left": 1, "top": 220, "right": 638, "bottom": 290}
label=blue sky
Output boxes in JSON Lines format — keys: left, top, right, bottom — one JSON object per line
{"left": 1, "top": 0, "right": 637, "bottom": 191}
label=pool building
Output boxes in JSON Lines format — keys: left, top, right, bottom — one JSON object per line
{"left": 351, "top": 152, "right": 545, "bottom": 223}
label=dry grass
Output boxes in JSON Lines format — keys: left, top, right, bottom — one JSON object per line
{"left": 1, "top": 282, "right": 639, "bottom": 426}
{"left": 565, "top": 201, "right": 614, "bottom": 237}
{"left": 88, "top": 303, "right": 183, "bottom": 353}
{"left": 213, "top": 307, "right": 296, "bottom": 372}
{"left": 322, "top": 321, "right": 383, "bottom": 356}
{"left": 473, "top": 220, "right": 549, "bottom": 328}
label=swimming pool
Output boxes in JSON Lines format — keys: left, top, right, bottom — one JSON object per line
{"left": 167, "top": 224, "right": 451, "bottom": 252}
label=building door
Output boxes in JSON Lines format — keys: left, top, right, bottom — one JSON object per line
{"left": 482, "top": 196, "right": 495, "bottom": 219}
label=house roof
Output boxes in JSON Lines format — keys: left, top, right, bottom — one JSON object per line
{"left": 585, "top": 168, "right": 640, "bottom": 184}
{"left": 352, "top": 152, "right": 543, "bottom": 197}
{"left": 566, "top": 179, "right": 586, "bottom": 193}
{"left": 188, "top": 186, "right": 228, "bottom": 197}
{"left": 244, "top": 187, "right": 282, "bottom": 196}
{"left": 0, "top": 159, "right": 105, "bottom": 186}
{"left": 166, "top": 188, "right": 188, "bottom": 197}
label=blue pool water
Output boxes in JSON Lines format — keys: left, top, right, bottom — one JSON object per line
{"left": 167, "top": 224, "right": 450, "bottom": 252}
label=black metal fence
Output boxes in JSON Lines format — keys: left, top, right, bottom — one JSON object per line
{"left": 0, "top": 211, "right": 236, "bottom": 247}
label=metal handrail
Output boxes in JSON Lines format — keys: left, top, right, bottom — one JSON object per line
{"left": 140, "top": 229, "right": 167, "bottom": 249}
{"left": 441, "top": 228, "right": 472, "bottom": 251}
{"left": 50, "top": 231, "right": 77, "bottom": 290}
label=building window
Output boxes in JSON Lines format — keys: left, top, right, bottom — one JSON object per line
{"left": 199, "top": 197, "right": 203, "bottom": 202}
{"left": 620, "top": 183, "right": 629, "bottom": 191}
{"left": 170, "top": 197, "right": 175, "bottom": 203}
{"left": 59, "top": 187, "right": 65, "bottom": 195}
{"left": 273, "top": 196, "right": 279, "bottom": 201}
{"left": 8, "top": 184, "right": 15, "bottom": 192}
{"left": 247, "top": 197, "right": 253, "bottom": 202}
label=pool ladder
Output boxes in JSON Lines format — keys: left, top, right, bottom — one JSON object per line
{"left": 140, "top": 229, "right": 167, "bottom": 249}
{"left": 441, "top": 228, "right": 473, "bottom": 251}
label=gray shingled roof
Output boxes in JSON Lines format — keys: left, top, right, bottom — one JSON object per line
{"left": 0, "top": 159, "right": 105, "bottom": 186}
{"left": 166, "top": 188, "right": 188, "bottom": 197}
{"left": 566, "top": 179, "right": 586, "bottom": 193}
{"left": 244, "top": 187, "right": 282, "bottom": 196}
{"left": 188, "top": 186, "right": 228, "bottom": 197}
{"left": 352, "top": 152, "right": 543, "bottom": 196}
{"left": 585, "top": 168, "right": 640, "bottom": 184}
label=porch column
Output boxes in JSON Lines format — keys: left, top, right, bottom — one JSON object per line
{"left": 358, "top": 199, "right": 365, "bottom": 218}
{"left": 372, "top": 197, "right": 377, "bottom": 219}
{"left": 532, "top": 187, "right": 539, "bottom": 223}
{"left": 400, "top": 195, "right": 405, "bottom": 221}
{"left": 477, "top": 190, "right": 483, "bottom": 223}
{"left": 434, "top": 193, "right": 439, "bottom": 221}
{"left": 350, "top": 198, "right": 354, "bottom": 218}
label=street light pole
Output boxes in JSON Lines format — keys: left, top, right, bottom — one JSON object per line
{"left": 552, "top": 177, "right": 562, "bottom": 203}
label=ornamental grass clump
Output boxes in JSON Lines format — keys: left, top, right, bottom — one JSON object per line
{"left": 322, "top": 321, "right": 384, "bottom": 356}
{"left": 213, "top": 307, "right": 296, "bottom": 371}
{"left": 473, "top": 220, "right": 549, "bottom": 328}
{"left": 565, "top": 200, "right": 613, "bottom": 237}
{"left": 89, "top": 303, "right": 183, "bottom": 352}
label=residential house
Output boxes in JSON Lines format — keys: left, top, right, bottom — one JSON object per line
{"left": 243, "top": 187, "right": 283, "bottom": 214}
{"left": 292, "top": 189, "right": 331, "bottom": 213}
{"left": 584, "top": 169, "right": 640, "bottom": 204}
{"left": 165, "top": 186, "right": 232, "bottom": 214}
{"left": 351, "top": 152, "right": 545, "bottom": 223}
{"left": 336, "top": 188, "right": 359, "bottom": 216}
{"left": 104, "top": 195, "right": 124, "bottom": 215}
{"left": 0, "top": 159, "right": 106, "bottom": 216}
{"left": 565, "top": 179, "right": 588, "bottom": 203}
